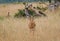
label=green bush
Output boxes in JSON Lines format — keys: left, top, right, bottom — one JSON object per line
{"left": 14, "top": 9, "right": 36, "bottom": 18}
{"left": 14, "top": 9, "right": 26, "bottom": 18}
{"left": 37, "top": 7, "right": 48, "bottom": 11}
{"left": 28, "top": 9, "right": 35, "bottom": 16}
{"left": 41, "top": 7, "right": 48, "bottom": 11}
{"left": 37, "top": 7, "right": 41, "bottom": 10}
{"left": 23, "top": 2, "right": 26, "bottom": 5}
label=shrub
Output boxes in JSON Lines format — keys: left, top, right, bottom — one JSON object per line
{"left": 37, "top": 7, "right": 41, "bottom": 10}
{"left": 37, "top": 6, "right": 48, "bottom": 11}
{"left": 14, "top": 9, "right": 36, "bottom": 18}
{"left": 41, "top": 7, "right": 48, "bottom": 11}
{"left": 23, "top": 2, "right": 26, "bottom": 5}
{"left": 28, "top": 9, "right": 35, "bottom": 16}
{"left": 14, "top": 9, "right": 26, "bottom": 18}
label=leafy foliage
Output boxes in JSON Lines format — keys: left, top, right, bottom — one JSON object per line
{"left": 23, "top": 2, "right": 26, "bottom": 5}
{"left": 14, "top": 9, "right": 26, "bottom": 18}
{"left": 28, "top": 9, "right": 35, "bottom": 16}
{"left": 37, "top": 6, "right": 48, "bottom": 11}
{"left": 14, "top": 9, "right": 36, "bottom": 18}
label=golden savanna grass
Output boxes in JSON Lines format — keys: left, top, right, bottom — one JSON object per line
{"left": 0, "top": 3, "right": 60, "bottom": 41}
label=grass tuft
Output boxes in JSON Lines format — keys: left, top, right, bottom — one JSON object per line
{"left": 0, "top": 16, "right": 4, "bottom": 20}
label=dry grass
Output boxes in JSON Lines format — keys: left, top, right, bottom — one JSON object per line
{"left": 0, "top": 3, "right": 60, "bottom": 41}
{"left": 0, "top": 12, "right": 60, "bottom": 41}
{"left": 0, "top": 4, "right": 25, "bottom": 16}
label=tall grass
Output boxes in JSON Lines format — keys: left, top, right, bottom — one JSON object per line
{"left": 0, "top": 16, "right": 4, "bottom": 20}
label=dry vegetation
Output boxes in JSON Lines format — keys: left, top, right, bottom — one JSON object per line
{"left": 0, "top": 3, "right": 60, "bottom": 41}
